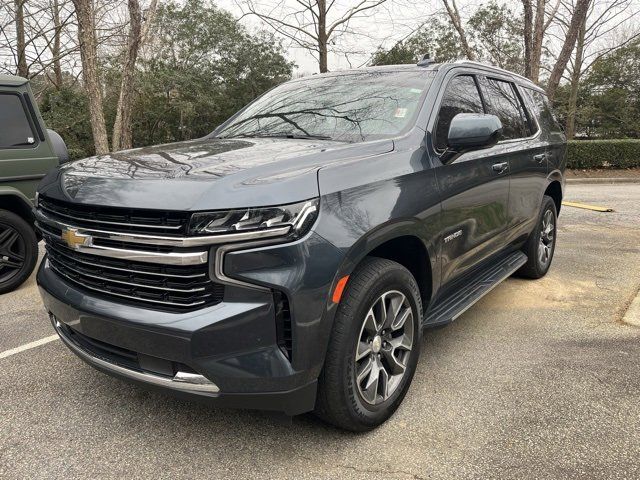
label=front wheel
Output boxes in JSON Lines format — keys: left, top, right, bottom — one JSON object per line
{"left": 314, "top": 257, "right": 422, "bottom": 431}
{"left": 0, "top": 210, "right": 38, "bottom": 294}
{"left": 518, "top": 195, "right": 558, "bottom": 279}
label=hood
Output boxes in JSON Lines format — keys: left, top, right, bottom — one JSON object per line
{"left": 38, "top": 137, "right": 393, "bottom": 210}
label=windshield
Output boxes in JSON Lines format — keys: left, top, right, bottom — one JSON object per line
{"left": 216, "top": 70, "right": 433, "bottom": 143}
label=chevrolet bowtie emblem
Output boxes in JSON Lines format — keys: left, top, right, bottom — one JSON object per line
{"left": 61, "top": 228, "right": 91, "bottom": 249}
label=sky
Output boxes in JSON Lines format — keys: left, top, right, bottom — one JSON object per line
{"left": 215, "top": 0, "right": 442, "bottom": 75}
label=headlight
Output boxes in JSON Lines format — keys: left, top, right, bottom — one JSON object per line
{"left": 189, "top": 198, "right": 319, "bottom": 239}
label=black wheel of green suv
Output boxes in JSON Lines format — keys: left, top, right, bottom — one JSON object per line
{"left": 518, "top": 195, "right": 558, "bottom": 279}
{"left": 0, "top": 210, "right": 38, "bottom": 294}
{"left": 315, "top": 257, "right": 422, "bottom": 431}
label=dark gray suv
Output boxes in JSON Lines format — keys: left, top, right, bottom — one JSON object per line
{"left": 36, "top": 60, "right": 566, "bottom": 431}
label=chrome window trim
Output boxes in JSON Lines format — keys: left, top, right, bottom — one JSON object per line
{"left": 36, "top": 208, "right": 292, "bottom": 247}
{"left": 52, "top": 316, "right": 220, "bottom": 393}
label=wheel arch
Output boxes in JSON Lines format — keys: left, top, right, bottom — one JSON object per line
{"left": 544, "top": 179, "right": 563, "bottom": 215}
{"left": 334, "top": 222, "right": 436, "bottom": 315}
{"left": 0, "top": 188, "right": 35, "bottom": 225}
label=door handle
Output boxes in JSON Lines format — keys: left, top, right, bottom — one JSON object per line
{"left": 492, "top": 162, "right": 508, "bottom": 173}
{"left": 533, "top": 153, "right": 547, "bottom": 163}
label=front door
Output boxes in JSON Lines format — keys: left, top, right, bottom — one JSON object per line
{"left": 429, "top": 73, "right": 511, "bottom": 285}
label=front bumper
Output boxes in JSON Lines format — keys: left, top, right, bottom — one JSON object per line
{"left": 37, "top": 231, "right": 344, "bottom": 416}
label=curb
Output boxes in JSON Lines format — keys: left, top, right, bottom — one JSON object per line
{"left": 567, "top": 178, "right": 640, "bottom": 185}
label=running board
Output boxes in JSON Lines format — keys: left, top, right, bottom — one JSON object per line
{"left": 423, "top": 251, "right": 528, "bottom": 327}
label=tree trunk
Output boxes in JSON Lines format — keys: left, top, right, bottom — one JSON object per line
{"left": 73, "top": 0, "right": 109, "bottom": 155}
{"left": 530, "top": 0, "right": 547, "bottom": 83}
{"left": 546, "top": 0, "right": 590, "bottom": 103}
{"left": 443, "top": 0, "right": 476, "bottom": 61}
{"left": 317, "top": 0, "right": 328, "bottom": 73}
{"left": 112, "top": 0, "right": 142, "bottom": 151}
{"left": 565, "top": 15, "right": 586, "bottom": 139}
{"left": 522, "top": 0, "right": 533, "bottom": 79}
{"left": 52, "top": 0, "right": 63, "bottom": 88}
{"left": 15, "top": 0, "right": 28, "bottom": 77}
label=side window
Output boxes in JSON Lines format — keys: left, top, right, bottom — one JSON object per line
{"left": 482, "top": 78, "right": 528, "bottom": 140}
{"left": 435, "top": 75, "right": 484, "bottom": 151}
{"left": 0, "top": 93, "right": 36, "bottom": 148}
{"left": 527, "top": 89, "right": 563, "bottom": 135}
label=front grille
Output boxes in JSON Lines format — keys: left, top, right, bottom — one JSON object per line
{"left": 39, "top": 196, "right": 190, "bottom": 235}
{"left": 45, "top": 242, "right": 224, "bottom": 311}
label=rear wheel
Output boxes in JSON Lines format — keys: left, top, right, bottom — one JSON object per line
{"left": 0, "top": 210, "right": 38, "bottom": 294}
{"left": 518, "top": 195, "right": 557, "bottom": 279}
{"left": 315, "top": 257, "right": 422, "bottom": 431}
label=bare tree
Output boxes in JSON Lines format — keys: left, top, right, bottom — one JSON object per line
{"left": 15, "top": 0, "right": 28, "bottom": 77}
{"left": 73, "top": 0, "right": 109, "bottom": 154}
{"left": 521, "top": 0, "right": 561, "bottom": 82}
{"left": 565, "top": 12, "right": 586, "bottom": 137}
{"left": 559, "top": 0, "right": 639, "bottom": 136}
{"left": 112, "top": 0, "right": 143, "bottom": 151}
{"left": 240, "top": 0, "right": 388, "bottom": 73}
{"left": 546, "top": 0, "right": 590, "bottom": 102}
{"left": 51, "top": 0, "right": 64, "bottom": 86}
{"left": 442, "top": 0, "right": 475, "bottom": 60}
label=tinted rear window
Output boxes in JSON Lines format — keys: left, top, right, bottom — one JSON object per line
{"left": 526, "top": 88, "right": 564, "bottom": 135}
{"left": 0, "top": 93, "right": 35, "bottom": 148}
{"left": 482, "top": 78, "right": 528, "bottom": 140}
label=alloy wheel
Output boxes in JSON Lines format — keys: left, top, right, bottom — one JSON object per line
{"left": 354, "top": 290, "right": 414, "bottom": 406}
{"left": 538, "top": 209, "right": 555, "bottom": 267}
{"left": 0, "top": 223, "right": 26, "bottom": 284}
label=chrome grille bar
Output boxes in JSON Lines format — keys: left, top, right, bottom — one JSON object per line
{"left": 39, "top": 202, "right": 184, "bottom": 230}
{"left": 40, "top": 228, "right": 208, "bottom": 266}
{"left": 48, "top": 246, "right": 207, "bottom": 279}
{"left": 47, "top": 260, "right": 210, "bottom": 308}
{"left": 36, "top": 208, "right": 291, "bottom": 248}
{"left": 47, "top": 256, "right": 207, "bottom": 293}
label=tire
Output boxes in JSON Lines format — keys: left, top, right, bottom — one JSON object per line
{"left": 0, "top": 209, "right": 38, "bottom": 295}
{"left": 315, "top": 257, "right": 422, "bottom": 432}
{"left": 517, "top": 195, "right": 558, "bottom": 279}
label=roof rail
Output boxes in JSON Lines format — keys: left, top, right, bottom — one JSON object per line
{"left": 417, "top": 53, "right": 436, "bottom": 67}
{"left": 452, "top": 60, "right": 535, "bottom": 85}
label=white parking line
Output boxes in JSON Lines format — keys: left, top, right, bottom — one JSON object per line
{"left": 0, "top": 335, "right": 59, "bottom": 360}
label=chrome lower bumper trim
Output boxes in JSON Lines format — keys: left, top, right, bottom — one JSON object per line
{"left": 52, "top": 318, "right": 220, "bottom": 394}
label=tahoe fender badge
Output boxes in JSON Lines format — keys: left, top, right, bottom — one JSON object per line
{"left": 444, "top": 229, "right": 463, "bottom": 244}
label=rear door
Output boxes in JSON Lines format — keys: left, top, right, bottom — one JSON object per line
{"left": 430, "top": 73, "right": 511, "bottom": 285}
{"left": 478, "top": 76, "right": 546, "bottom": 241}
{"left": 0, "top": 86, "right": 57, "bottom": 202}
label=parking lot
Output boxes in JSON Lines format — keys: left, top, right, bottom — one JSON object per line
{"left": 1, "top": 183, "right": 639, "bottom": 480}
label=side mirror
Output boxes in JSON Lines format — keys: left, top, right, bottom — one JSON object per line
{"left": 447, "top": 113, "right": 502, "bottom": 152}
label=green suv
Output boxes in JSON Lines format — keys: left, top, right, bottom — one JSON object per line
{"left": 0, "top": 74, "right": 68, "bottom": 294}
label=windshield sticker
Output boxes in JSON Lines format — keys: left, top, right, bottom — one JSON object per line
{"left": 394, "top": 108, "right": 408, "bottom": 118}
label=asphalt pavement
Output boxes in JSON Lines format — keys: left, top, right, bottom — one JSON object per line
{"left": 1, "top": 183, "right": 639, "bottom": 479}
